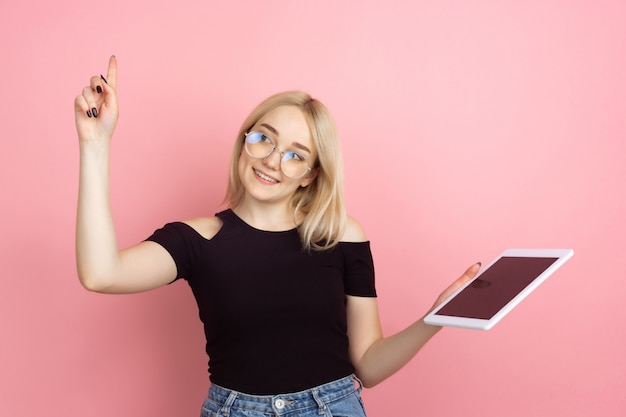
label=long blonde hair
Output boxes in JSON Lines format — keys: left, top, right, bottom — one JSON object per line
{"left": 224, "top": 91, "right": 346, "bottom": 251}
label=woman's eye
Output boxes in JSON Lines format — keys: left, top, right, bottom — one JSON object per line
{"left": 286, "top": 151, "right": 305, "bottom": 162}
{"left": 261, "top": 135, "right": 272, "bottom": 143}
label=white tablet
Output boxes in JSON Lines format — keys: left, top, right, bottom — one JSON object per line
{"left": 424, "top": 249, "right": 574, "bottom": 330}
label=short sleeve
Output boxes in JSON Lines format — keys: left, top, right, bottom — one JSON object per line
{"left": 145, "top": 222, "right": 197, "bottom": 281}
{"left": 340, "top": 242, "right": 377, "bottom": 297}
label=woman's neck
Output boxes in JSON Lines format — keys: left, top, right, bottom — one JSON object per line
{"left": 231, "top": 199, "right": 302, "bottom": 232}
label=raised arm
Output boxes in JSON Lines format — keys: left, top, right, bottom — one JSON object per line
{"left": 74, "top": 56, "right": 176, "bottom": 294}
{"left": 343, "top": 217, "right": 480, "bottom": 387}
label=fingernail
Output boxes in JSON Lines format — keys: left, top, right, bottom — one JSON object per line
{"left": 86, "top": 109, "right": 92, "bottom": 118}
{"left": 92, "top": 108, "right": 98, "bottom": 118}
{"left": 477, "top": 262, "right": 482, "bottom": 267}
{"left": 96, "top": 85, "right": 103, "bottom": 94}
{"left": 100, "top": 74, "right": 108, "bottom": 84}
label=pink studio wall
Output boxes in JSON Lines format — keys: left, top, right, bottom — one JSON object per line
{"left": 1, "top": 1, "right": 624, "bottom": 416}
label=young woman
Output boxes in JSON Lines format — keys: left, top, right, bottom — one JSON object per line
{"left": 74, "top": 56, "right": 480, "bottom": 417}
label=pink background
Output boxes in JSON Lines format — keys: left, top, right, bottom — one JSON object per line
{"left": 1, "top": 1, "right": 624, "bottom": 416}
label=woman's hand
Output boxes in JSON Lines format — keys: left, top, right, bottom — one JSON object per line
{"left": 74, "top": 55, "right": 118, "bottom": 143}
{"left": 430, "top": 262, "right": 482, "bottom": 312}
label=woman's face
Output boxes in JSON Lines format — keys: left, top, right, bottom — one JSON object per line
{"left": 238, "top": 105, "right": 318, "bottom": 206}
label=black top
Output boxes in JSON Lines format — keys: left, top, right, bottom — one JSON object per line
{"left": 146, "top": 209, "right": 377, "bottom": 394}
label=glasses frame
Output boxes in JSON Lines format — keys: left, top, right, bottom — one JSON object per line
{"left": 243, "top": 131, "right": 313, "bottom": 179}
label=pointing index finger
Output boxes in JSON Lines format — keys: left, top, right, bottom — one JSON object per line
{"left": 106, "top": 55, "right": 118, "bottom": 88}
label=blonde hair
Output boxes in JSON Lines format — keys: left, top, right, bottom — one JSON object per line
{"left": 224, "top": 91, "right": 346, "bottom": 251}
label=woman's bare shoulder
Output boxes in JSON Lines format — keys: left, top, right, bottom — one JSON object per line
{"left": 341, "top": 215, "right": 368, "bottom": 243}
{"left": 182, "top": 216, "right": 223, "bottom": 240}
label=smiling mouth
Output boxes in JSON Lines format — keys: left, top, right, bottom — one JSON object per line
{"left": 253, "top": 168, "right": 279, "bottom": 183}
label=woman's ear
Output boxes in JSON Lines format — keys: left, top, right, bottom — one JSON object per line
{"left": 299, "top": 168, "right": 319, "bottom": 188}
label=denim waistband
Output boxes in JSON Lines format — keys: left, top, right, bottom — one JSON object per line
{"left": 207, "top": 374, "right": 363, "bottom": 416}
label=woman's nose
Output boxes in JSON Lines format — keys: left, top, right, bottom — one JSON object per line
{"left": 262, "top": 147, "right": 282, "bottom": 170}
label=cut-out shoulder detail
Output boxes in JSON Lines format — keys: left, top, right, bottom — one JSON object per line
{"left": 183, "top": 216, "right": 223, "bottom": 241}
{"left": 341, "top": 215, "right": 368, "bottom": 243}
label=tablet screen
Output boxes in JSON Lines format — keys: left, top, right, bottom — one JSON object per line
{"left": 436, "top": 256, "right": 559, "bottom": 319}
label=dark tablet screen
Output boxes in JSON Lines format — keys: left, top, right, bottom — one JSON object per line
{"left": 436, "top": 256, "right": 559, "bottom": 319}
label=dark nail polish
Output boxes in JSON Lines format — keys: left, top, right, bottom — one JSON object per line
{"left": 86, "top": 109, "right": 92, "bottom": 118}
{"left": 92, "top": 108, "right": 98, "bottom": 118}
{"left": 477, "top": 262, "right": 482, "bottom": 267}
{"left": 96, "top": 85, "right": 103, "bottom": 94}
{"left": 100, "top": 74, "right": 108, "bottom": 84}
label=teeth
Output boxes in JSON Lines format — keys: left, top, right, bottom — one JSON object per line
{"left": 254, "top": 169, "right": 278, "bottom": 183}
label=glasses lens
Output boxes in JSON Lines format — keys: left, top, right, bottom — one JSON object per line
{"left": 245, "top": 132, "right": 273, "bottom": 158}
{"left": 281, "top": 152, "right": 309, "bottom": 178}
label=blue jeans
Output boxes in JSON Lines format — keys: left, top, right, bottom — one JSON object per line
{"left": 200, "top": 374, "right": 367, "bottom": 417}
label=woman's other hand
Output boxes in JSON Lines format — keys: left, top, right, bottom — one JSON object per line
{"left": 74, "top": 55, "right": 118, "bottom": 143}
{"left": 430, "top": 262, "right": 482, "bottom": 312}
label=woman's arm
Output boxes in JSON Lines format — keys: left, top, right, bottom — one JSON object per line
{"left": 75, "top": 56, "right": 176, "bottom": 294}
{"left": 343, "top": 217, "right": 480, "bottom": 387}
{"left": 346, "top": 264, "right": 479, "bottom": 387}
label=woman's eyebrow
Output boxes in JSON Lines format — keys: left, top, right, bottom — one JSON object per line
{"left": 293, "top": 142, "right": 312, "bottom": 154}
{"left": 260, "top": 123, "right": 278, "bottom": 135}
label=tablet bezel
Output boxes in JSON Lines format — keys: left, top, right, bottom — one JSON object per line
{"left": 423, "top": 248, "right": 574, "bottom": 330}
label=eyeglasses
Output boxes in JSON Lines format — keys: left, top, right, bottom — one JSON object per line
{"left": 244, "top": 131, "right": 313, "bottom": 179}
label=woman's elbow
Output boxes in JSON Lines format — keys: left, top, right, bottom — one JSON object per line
{"left": 354, "top": 370, "right": 383, "bottom": 389}
{"left": 77, "top": 268, "right": 113, "bottom": 293}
